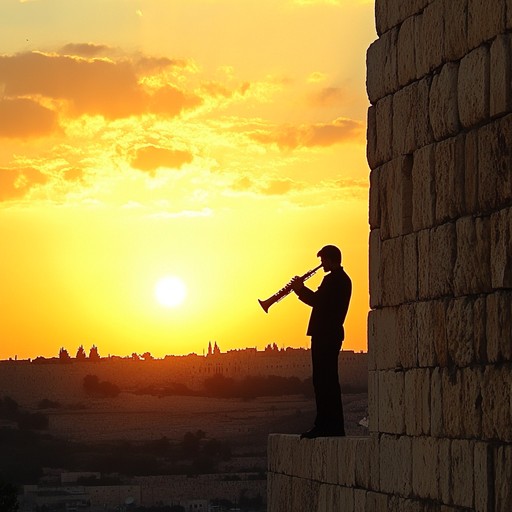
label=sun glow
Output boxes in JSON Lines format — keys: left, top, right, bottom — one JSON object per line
{"left": 155, "top": 276, "right": 187, "bottom": 308}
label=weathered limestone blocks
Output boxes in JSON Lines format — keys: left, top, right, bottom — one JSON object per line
{"left": 378, "top": 370, "right": 405, "bottom": 434}
{"left": 429, "top": 62, "right": 460, "bottom": 140}
{"left": 453, "top": 216, "right": 491, "bottom": 296}
{"left": 393, "top": 78, "right": 433, "bottom": 156}
{"left": 379, "top": 434, "right": 412, "bottom": 496}
{"left": 374, "top": 0, "right": 429, "bottom": 38}
{"left": 444, "top": 0, "right": 468, "bottom": 62}
{"left": 415, "top": 1, "right": 445, "bottom": 78}
{"left": 367, "top": 29, "right": 398, "bottom": 105}
{"left": 468, "top": 0, "right": 506, "bottom": 51}
{"left": 379, "top": 156, "right": 413, "bottom": 239}
{"left": 458, "top": 46, "right": 490, "bottom": 129}
{"left": 495, "top": 444, "right": 512, "bottom": 511}
{"left": 405, "top": 369, "right": 430, "bottom": 436}
{"left": 490, "top": 34, "right": 512, "bottom": 117}
{"left": 481, "top": 365, "right": 512, "bottom": 441}
{"left": 486, "top": 291, "right": 512, "bottom": 362}
{"left": 412, "top": 144, "right": 435, "bottom": 231}
{"left": 491, "top": 208, "right": 512, "bottom": 288}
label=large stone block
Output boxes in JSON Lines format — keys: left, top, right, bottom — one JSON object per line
{"left": 374, "top": 95, "right": 394, "bottom": 167}
{"left": 397, "top": 304, "right": 418, "bottom": 369}
{"left": 429, "top": 222, "right": 456, "bottom": 298}
{"left": 464, "top": 129, "right": 479, "bottom": 215}
{"left": 415, "top": 1, "right": 445, "bottom": 77}
{"left": 495, "top": 444, "right": 512, "bottom": 512}
{"left": 337, "top": 437, "right": 357, "bottom": 487}
{"left": 369, "top": 166, "right": 380, "bottom": 229}
{"left": 374, "top": 0, "right": 429, "bottom": 36}
{"left": 444, "top": 0, "right": 469, "bottom": 61}
{"left": 461, "top": 367, "right": 483, "bottom": 438}
{"left": 379, "top": 370, "right": 405, "bottom": 434}
{"left": 446, "top": 297, "right": 476, "bottom": 367}
{"left": 451, "top": 439, "right": 475, "bottom": 508}
{"left": 416, "top": 301, "right": 437, "bottom": 367}
{"left": 417, "top": 229, "right": 431, "bottom": 299}
{"left": 291, "top": 475, "right": 322, "bottom": 512}
{"left": 393, "top": 79, "right": 433, "bottom": 157}
{"left": 414, "top": 299, "right": 450, "bottom": 368}
{"left": 365, "top": 491, "right": 390, "bottom": 512}
{"left": 432, "top": 300, "right": 449, "bottom": 367}
{"left": 405, "top": 368, "right": 430, "bottom": 436}
{"left": 438, "top": 438, "right": 452, "bottom": 503}
{"left": 381, "top": 236, "right": 405, "bottom": 307}
{"left": 398, "top": 16, "right": 417, "bottom": 87}
{"left": 368, "top": 370, "right": 379, "bottom": 433}
{"left": 411, "top": 436, "right": 438, "bottom": 500}
{"left": 379, "top": 434, "right": 412, "bottom": 497}
{"left": 454, "top": 216, "right": 492, "bottom": 296}
{"left": 468, "top": 0, "right": 506, "bottom": 50}
{"left": 458, "top": 45, "right": 490, "bottom": 129}
{"left": 367, "top": 106, "right": 378, "bottom": 171}
{"left": 441, "top": 367, "right": 463, "bottom": 437}
{"left": 434, "top": 135, "right": 466, "bottom": 223}
{"left": 430, "top": 367, "right": 444, "bottom": 437}
{"left": 267, "top": 472, "right": 293, "bottom": 512}
{"left": 491, "top": 207, "right": 512, "bottom": 289}
{"left": 412, "top": 144, "right": 436, "bottom": 231}
{"left": 369, "top": 229, "right": 382, "bottom": 309}
{"left": 367, "top": 29, "right": 399, "bottom": 104}
{"left": 478, "top": 115, "right": 512, "bottom": 213}
{"left": 485, "top": 291, "right": 512, "bottom": 363}
{"left": 474, "top": 442, "right": 493, "bottom": 512}
{"left": 473, "top": 296, "right": 488, "bottom": 363}
{"left": 429, "top": 62, "right": 460, "bottom": 140}
{"left": 291, "top": 434, "right": 314, "bottom": 479}
{"left": 380, "top": 156, "right": 413, "bottom": 239}
{"left": 481, "top": 365, "right": 512, "bottom": 440}
{"left": 403, "top": 234, "right": 418, "bottom": 303}
{"left": 490, "top": 34, "right": 512, "bottom": 117}
{"left": 369, "top": 307, "right": 399, "bottom": 371}
{"left": 353, "top": 488, "right": 366, "bottom": 512}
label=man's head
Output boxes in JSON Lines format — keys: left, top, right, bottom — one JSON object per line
{"left": 317, "top": 245, "right": 342, "bottom": 271}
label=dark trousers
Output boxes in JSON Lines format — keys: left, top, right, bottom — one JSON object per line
{"left": 311, "top": 335, "right": 345, "bottom": 433}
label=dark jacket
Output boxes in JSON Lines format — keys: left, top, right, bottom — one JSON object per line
{"left": 296, "top": 266, "right": 352, "bottom": 340}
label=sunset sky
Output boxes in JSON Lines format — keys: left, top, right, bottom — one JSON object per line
{"left": 0, "top": 0, "right": 376, "bottom": 360}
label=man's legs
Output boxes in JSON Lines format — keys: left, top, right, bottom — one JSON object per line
{"left": 311, "top": 336, "right": 345, "bottom": 434}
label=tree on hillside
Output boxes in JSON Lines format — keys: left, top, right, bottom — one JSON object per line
{"left": 76, "top": 345, "right": 86, "bottom": 360}
{"left": 58, "top": 347, "right": 71, "bottom": 361}
{"left": 89, "top": 345, "right": 100, "bottom": 361}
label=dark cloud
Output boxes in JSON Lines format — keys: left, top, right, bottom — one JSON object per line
{"left": 0, "top": 51, "right": 202, "bottom": 122}
{"left": 0, "top": 98, "right": 58, "bottom": 138}
{"left": 149, "top": 85, "right": 202, "bottom": 117}
{"left": 60, "top": 43, "right": 111, "bottom": 57}
{"left": 0, "top": 167, "right": 48, "bottom": 201}
{"left": 250, "top": 117, "right": 362, "bottom": 149}
{"left": 131, "top": 145, "right": 193, "bottom": 173}
{"left": 309, "top": 87, "right": 347, "bottom": 108}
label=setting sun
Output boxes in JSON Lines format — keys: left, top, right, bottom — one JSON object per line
{"left": 155, "top": 276, "right": 187, "bottom": 308}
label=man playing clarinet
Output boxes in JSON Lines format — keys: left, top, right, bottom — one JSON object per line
{"left": 291, "top": 244, "right": 352, "bottom": 439}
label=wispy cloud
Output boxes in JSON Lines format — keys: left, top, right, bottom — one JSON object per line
{"left": 249, "top": 117, "right": 363, "bottom": 149}
{"left": 131, "top": 145, "right": 194, "bottom": 174}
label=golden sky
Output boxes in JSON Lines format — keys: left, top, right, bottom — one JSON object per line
{"left": 0, "top": 0, "right": 376, "bottom": 360}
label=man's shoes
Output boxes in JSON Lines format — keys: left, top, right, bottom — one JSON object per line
{"left": 300, "top": 426, "right": 345, "bottom": 439}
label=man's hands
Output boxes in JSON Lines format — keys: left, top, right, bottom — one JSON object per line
{"left": 290, "top": 275, "right": 305, "bottom": 293}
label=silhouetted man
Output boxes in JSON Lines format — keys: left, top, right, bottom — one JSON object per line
{"left": 291, "top": 245, "right": 352, "bottom": 439}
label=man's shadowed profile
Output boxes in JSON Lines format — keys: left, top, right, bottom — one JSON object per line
{"left": 291, "top": 245, "right": 352, "bottom": 439}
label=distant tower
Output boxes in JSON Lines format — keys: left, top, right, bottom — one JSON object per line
{"left": 213, "top": 342, "right": 220, "bottom": 355}
{"left": 208, "top": 341, "right": 212, "bottom": 357}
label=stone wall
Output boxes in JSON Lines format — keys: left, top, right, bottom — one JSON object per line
{"left": 267, "top": 0, "right": 512, "bottom": 510}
